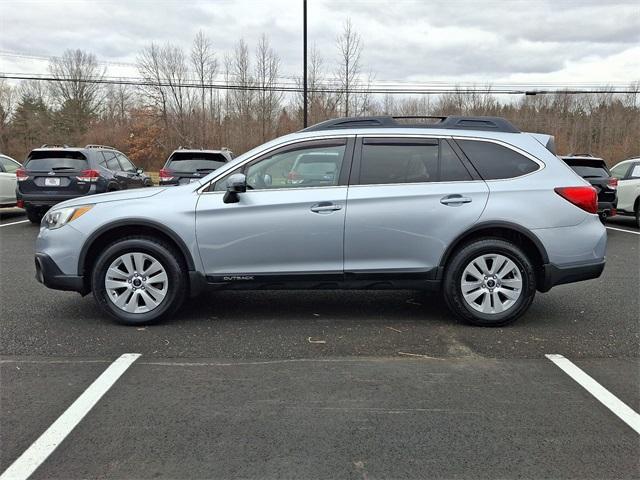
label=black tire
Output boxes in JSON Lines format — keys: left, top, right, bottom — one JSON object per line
{"left": 26, "top": 207, "right": 44, "bottom": 224}
{"left": 91, "top": 236, "right": 187, "bottom": 325}
{"left": 443, "top": 238, "right": 536, "bottom": 327}
{"left": 635, "top": 201, "right": 640, "bottom": 229}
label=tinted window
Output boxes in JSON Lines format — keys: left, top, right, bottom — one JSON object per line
{"left": 102, "top": 152, "right": 121, "bottom": 171}
{"left": 457, "top": 140, "right": 539, "bottom": 179}
{"left": 610, "top": 163, "right": 630, "bottom": 179}
{"left": 25, "top": 151, "right": 88, "bottom": 171}
{"left": 359, "top": 142, "right": 438, "bottom": 185}
{"left": 0, "top": 156, "right": 19, "bottom": 173}
{"left": 440, "top": 141, "right": 472, "bottom": 182}
{"left": 562, "top": 159, "right": 609, "bottom": 178}
{"left": 167, "top": 152, "right": 227, "bottom": 173}
{"left": 117, "top": 154, "right": 136, "bottom": 172}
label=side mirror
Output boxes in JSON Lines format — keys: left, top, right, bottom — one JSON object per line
{"left": 223, "top": 173, "right": 247, "bottom": 204}
{"left": 136, "top": 168, "right": 144, "bottom": 175}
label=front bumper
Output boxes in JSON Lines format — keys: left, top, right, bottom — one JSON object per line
{"left": 538, "top": 259, "right": 605, "bottom": 292}
{"left": 35, "top": 253, "right": 86, "bottom": 294}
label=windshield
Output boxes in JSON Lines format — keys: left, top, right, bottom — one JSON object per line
{"left": 166, "top": 152, "right": 227, "bottom": 172}
{"left": 25, "top": 151, "right": 88, "bottom": 171}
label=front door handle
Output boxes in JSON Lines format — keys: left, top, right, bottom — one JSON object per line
{"left": 310, "top": 202, "right": 342, "bottom": 213}
{"left": 440, "top": 194, "right": 472, "bottom": 206}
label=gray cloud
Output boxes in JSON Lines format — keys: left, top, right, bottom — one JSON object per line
{"left": 1, "top": 0, "right": 638, "bottom": 84}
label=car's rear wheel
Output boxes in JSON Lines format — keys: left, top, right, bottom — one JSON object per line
{"left": 91, "top": 236, "right": 187, "bottom": 325}
{"left": 26, "top": 206, "right": 44, "bottom": 224}
{"left": 635, "top": 201, "right": 640, "bottom": 228}
{"left": 443, "top": 238, "right": 536, "bottom": 327}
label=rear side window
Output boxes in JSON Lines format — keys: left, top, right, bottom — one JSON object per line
{"left": 167, "top": 152, "right": 227, "bottom": 173}
{"left": 357, "top": 139, "right": 472, "bottom": 185}
{"left": 25, "top": 151, "right": 88, "bottom": 171}
{"left": 563, "top": 161, "right": 609, "bottom": 178}
{"left": 456, "top": 140, "right": 539, "bottom": 180}
{"left": 0, "top": 156, "right": 19, "bottom": 173}
{"left": 359, "top": 141, "right": 439, "bottom": 185}
{"left": 102, "top": 152, "right": 121, "bottom": 171}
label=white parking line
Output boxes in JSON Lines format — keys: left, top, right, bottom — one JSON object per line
{"left": 0, "top": 353, "right": 141, "bottom": 480}
{"left": 0, "top": 220, "right": 28, "bottom": 228}
{"left": 546, "top": 354, "right": 640, "bottom": 434}
{"left": 606, "top": 226, "right": 640, "bottom": 235}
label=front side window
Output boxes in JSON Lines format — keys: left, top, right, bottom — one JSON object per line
{"left": 629, "top": 164, "right": 640, "bottom": 179}
{"left": 117, "top": 154, "right": 136, "bottom": 172}
{"left": 359, "top": 141, "right": 439, "bottom": 185}
{"left": 456, "top": 139, "right": 539, "bottom": 180}
{"left": 213, "top": 140, "right": 347, "bottom": 191}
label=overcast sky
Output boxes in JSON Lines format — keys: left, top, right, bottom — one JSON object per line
{"left": 1, "top": 0, "right": 639, "bottom": 87}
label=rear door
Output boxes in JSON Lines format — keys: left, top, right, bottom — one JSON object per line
{"left": 344, "top": 136, "right": 489, "bottom": 277}
{"left": 20, "top": 150, "right": 91, "bottom": 198}
{"left": 617, "top": 162, "right": 640, "bottom": 212}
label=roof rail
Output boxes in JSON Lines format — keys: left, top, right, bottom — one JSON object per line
{"left": 302, "top": 115, "right": 521, "bottom": 133}
{"left": 40, "top": 143, "right": 70, "bottom": 148}
{"left": 85, "top": 144, "right": 116, "bottom": 150}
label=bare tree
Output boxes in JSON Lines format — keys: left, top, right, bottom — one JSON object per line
{"left": 254, "top": 34, "right": 282, "bottom": 142}
{"left": 191, "top": 30, "right": 218, "bottom": 146}
{"left": 0, "top": 80, "right": 17, "bottom": 152}
{"left": 336, "top": 19, "right": 369, "bottom": 117}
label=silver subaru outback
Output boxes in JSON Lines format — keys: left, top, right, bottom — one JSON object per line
{"left": 34, "top": 116, "right": 606, "bottom": 326}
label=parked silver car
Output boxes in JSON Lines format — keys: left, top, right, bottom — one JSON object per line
{"left": 34, "top": 116, "right": 606, "bottom": 326}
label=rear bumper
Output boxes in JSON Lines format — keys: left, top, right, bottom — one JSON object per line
{"left": 597, "top": 200, "right": 617, "bottom": 214}
{"left": 18, "top": 188, "right": 101, "bottom": 207}
{"left": 539, "top": 259, "right": 605, "bottom": 292}
{"left": 35, "top": 253, "right": 86, "bottom": 294}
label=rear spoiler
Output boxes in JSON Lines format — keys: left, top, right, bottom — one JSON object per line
{"left": 527, "top": 132, "right": 556, "bottom": 155}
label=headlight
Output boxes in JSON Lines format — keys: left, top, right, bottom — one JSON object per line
{"left": 42, "top": 205, "right": 93, "bottom": 229}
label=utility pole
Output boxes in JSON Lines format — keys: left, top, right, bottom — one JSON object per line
{"left": 303, "top": 0, "right": 308, "bottom": 128}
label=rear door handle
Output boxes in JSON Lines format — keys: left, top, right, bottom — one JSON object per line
{"left": 440, "top": 194, "right": 472, "bottom": 206}
{"left": 310, "top": 202, "right": 342, "bottom": 213}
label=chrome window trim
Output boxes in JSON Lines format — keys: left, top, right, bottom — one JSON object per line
{"left": 197, "top": 134, "right": 355, "bottom": 194}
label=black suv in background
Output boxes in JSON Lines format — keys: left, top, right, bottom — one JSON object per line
{"left": 560, "top": 154, "right": 617, "bottom": 222}
{"left": 17, "top": 144, "right": 152, "bottom": 223}
{"left": 159, "top": 148, "right": 233, "bottom": 186}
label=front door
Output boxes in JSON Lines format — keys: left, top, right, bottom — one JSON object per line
{"left": 344, "top": 137, "right": 489, "bottom": 276}
{"left": 195, "top": 138, "right": 354, "bottom": 279}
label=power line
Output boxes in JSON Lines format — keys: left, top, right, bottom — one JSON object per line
{"left": 1, "top": 73, "right": 637, "bottom": 96}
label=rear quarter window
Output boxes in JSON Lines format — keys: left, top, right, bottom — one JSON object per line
{"left": 25, "top": 151, "right": 88, "bottom": 171}
{"left": 456, "top": 140, "right": 539, "bottom": 180}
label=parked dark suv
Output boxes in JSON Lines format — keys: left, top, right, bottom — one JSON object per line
{"left": 159, "top": 148, "right": 233, "bottom": 186}
{"left": 560, "top": 154, "right": 617, "bottom": 222}
{"left": 17, "top": 144, "right": 152, "bottom": 223}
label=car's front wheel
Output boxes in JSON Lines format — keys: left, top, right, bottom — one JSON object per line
{"left": 443, "top": 238, "right": 536, "bottom": 327}
{"left": 91, "top": 236, "right": 187, "bottom": 325}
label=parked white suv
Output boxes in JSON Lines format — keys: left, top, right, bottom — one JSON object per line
{"left": 0, "top": 154, "right": 22, "bottom": 208}
{"left": 610, "top": 158, "right": 640, "bottom": 227}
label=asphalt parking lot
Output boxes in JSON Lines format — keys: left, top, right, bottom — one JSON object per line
{"left": 1, "top": 208, "right": 638, "bottom": 479}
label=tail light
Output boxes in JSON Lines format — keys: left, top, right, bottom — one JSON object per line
{"left": 76, "top": 169, "right": 100, "bottom": 182}
{"left": 607, "top": 177, "right": 618, "bottom": 190}
{"left": 159, "top": 168, "right": 174, "bottom": 181}
{"left": 16, "top": 199, "right": 24, "bottom": 208}
{"left": 16, "top": 168, "right": 28, "bottom": 181}
{"left": 554, "top": 186, "right": 598, "bottom": 214}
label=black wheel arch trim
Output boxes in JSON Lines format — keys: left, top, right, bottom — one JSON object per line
{"left": 438, "top": 221, "right": 550, "bottom": 272}
{"left": 78, "top": 218, "right": 196, "bottom": 276}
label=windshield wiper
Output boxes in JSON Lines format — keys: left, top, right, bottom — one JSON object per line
{"left": 196, "top": 168, "right": 215, "bottom": 172}
{"left": 51, "top": 166, "right": 77, "bottom": 170}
